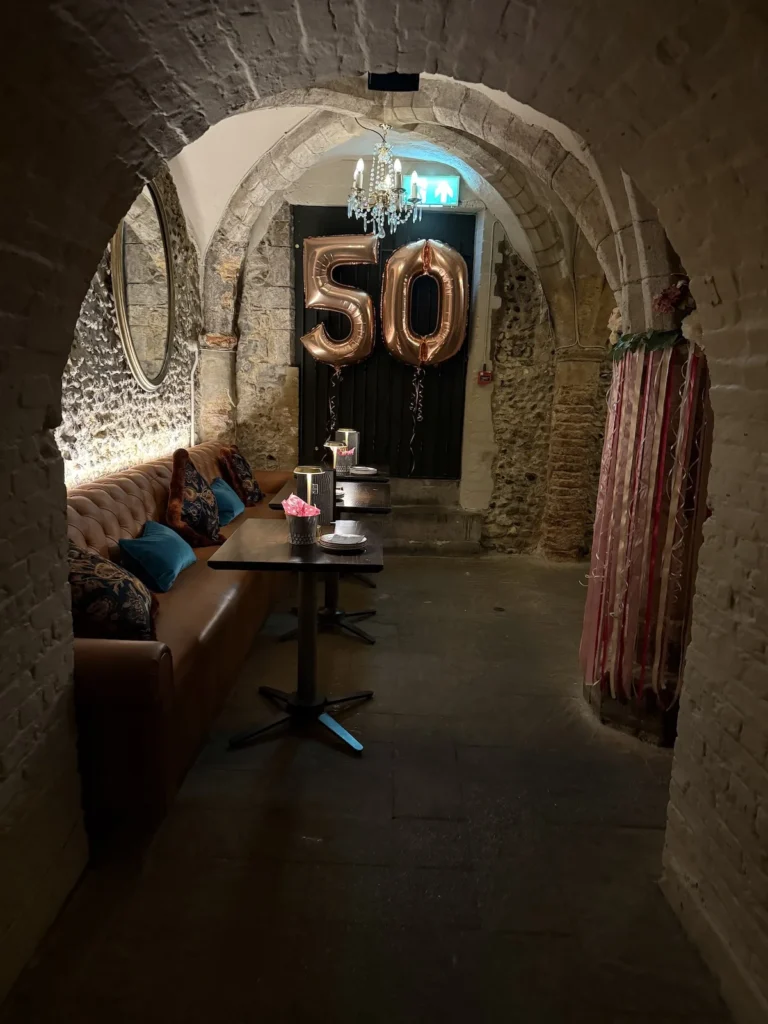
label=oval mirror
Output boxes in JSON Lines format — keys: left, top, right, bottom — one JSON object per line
{"left": 111, "top": 182, "right": 175, "bottom": 391}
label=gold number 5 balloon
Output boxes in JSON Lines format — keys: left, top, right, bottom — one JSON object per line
{"left": 301, "top": 234, "right": 379, "bottom": 367}
{"left": 381, "top": 239, "right": 469, "bottom": 367}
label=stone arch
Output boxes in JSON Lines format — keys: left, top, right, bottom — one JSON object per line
{"left": 3, "top": 5, "right": 768, "bottom": 1017}
{"left": 243, "top": 76, "right": 694, "bottom": 335}
{"left": 202, "top": 109, "right": 570, "bottom": 341}
{"left": 246, "top": 79, "right": 626, "bottom": 295}
{"left": 200, "top": 108, "right": 589, "bottom": 454}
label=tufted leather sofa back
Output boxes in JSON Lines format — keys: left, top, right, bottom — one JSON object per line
{"left": 67, "top": 442, "right": 226, "bottom": 559}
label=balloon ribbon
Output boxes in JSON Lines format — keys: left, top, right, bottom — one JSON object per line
{"left": 326, "top": 366, "right": 342, "bottom": 445}
{"left": 409, "top": 366, "right": 425, "bottom": 475}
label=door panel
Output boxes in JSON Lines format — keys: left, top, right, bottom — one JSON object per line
{"left": 293, "top": 206, "right": 475, "bottom": 479}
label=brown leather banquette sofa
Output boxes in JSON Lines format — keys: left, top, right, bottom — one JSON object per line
{"left": 67, "top": 441, "right": 291, "bottom": 839}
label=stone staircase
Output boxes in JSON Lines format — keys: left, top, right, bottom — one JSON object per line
{"left": 375, "top": 479, "right": 484, "bottom": 554}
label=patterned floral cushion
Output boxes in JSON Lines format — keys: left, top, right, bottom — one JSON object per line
{"left": 68, "top": 543, "right": 156, "bottom": 641}
{"left": 218, "top": 445, "right": 263, "bottom": 507}
{"left": 166, "top": 448, "right": 221, "bottom": 547}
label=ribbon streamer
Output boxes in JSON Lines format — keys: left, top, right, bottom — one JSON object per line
{"left": 579, "top": 341, "right": 712, "bottom": 714}
{"left": 408, "top": 366, "right": 425, "bottom": 475}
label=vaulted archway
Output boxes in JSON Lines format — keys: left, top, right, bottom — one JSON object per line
{"left": 2, "top": 4, "right": 767, "bottom": 1017}
{"left": 201, "top": 106, "right": 573, "bottom": 343}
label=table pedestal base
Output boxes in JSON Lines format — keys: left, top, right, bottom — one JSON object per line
{"left": 228, "top": 686, "right": 373, "bottom": 753}
{"left": 279, "top": 572, "right": 376, "bottom": 645}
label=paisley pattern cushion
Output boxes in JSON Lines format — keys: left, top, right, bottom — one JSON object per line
{"left": 68, "top": 543, "right": 156, "bottom": 641}
{"left": 166, "top": 448, "right": 221, "bottom": 547}
{"left": 219, "top": 445, "right": 263, "bottom": 507}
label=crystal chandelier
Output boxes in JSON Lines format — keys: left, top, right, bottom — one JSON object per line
{"left": 347, "top": 124, "right": 422, "bottom": 239}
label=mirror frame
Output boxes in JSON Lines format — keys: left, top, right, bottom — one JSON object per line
{"left": 111, "top": 181, "right": 176, "bottom": 392}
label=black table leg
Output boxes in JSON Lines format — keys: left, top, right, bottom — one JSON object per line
{"left": 228, "top": 571, "right": 374, "bottom": 753}
{"left": 320, "top": 572, "right": 377, "bottom": 644}
{"left": 335, "top": 514, "right": 379, "bottom": 589}
{"left": 279, "top": 571, "right": 377, "bottom": 644}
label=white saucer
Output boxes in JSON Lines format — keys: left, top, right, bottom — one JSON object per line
{"left": 318, "top": 533, "right": 366, "bottom": 552}
{"left": 350, "top": 466, "right": 377, "bottom": 476}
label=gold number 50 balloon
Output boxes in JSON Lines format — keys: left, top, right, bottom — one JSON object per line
{"left": 381, "top": 239, "right": 469, "bottom": 367}
{"left": 301, "top": 234, "right": 379, "bottom": 367}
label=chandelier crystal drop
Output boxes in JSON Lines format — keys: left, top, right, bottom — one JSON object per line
{"left": 347, "top": 124, "right": 422, "bottom": 239}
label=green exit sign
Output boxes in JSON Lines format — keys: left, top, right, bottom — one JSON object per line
{"left": 406, "top": 174, "right": 461, "bottom": 207}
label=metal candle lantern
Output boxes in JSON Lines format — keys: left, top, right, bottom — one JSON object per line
{"left": 324, "top": 441, "right": 345, "bottom": 521}
{"left": 324, "top": 440, "right": 345, "bottom": 470}
{"left": 335, "top": 428, "right": 360, "bottom": 465}
{"left": 293, "top": 465, "right": 334, "bottom": 525}
{"left": 336, "top": 449, "right": 355, "bottom": 475}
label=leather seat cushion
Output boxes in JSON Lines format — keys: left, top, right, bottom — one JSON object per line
{"left": 154, "top": 557, "right": 271, "bottom": 686}
{"left": 156, "top": 503, "right": 286, "bottom": 682}
{"left": 219, "top": 501, "right": 285, "bottom": 536}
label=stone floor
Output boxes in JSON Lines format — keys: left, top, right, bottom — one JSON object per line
{"left": 1, "top": 556, "right": 731, "bottom": 1023}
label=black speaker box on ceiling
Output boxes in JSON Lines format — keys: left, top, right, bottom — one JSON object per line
{"left": 367, "top": 73, "right": 420, "bottom": 92}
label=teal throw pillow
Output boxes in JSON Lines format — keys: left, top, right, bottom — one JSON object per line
{"left": 119, "top": 520, "right": 197, "bottom": 593}
{"left": 211, "top": 477, "right": 246, "bottom": 526}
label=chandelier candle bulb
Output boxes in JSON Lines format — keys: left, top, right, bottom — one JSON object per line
{"left": 347, "top": 124, "right": 421, "bottom": 238}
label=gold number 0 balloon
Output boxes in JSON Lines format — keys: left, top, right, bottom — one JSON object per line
{"left": 300, "top": 234, "right": 379, "bottom": 367}
{"left": 381, "top": 239, "right": 469, "bottom": 367}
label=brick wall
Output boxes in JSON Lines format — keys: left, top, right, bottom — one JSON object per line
{"left": 0, "top": 431, "right": 87, "bottom": 1000}
{"left": 540, "top": 235, "right": 615, "bottom": 559}
{"left": 236, "top": 204, "right": 298, "bottom": 470}
{"left": 484, "top": 245, "right": 611, "bottom": 558}
{"left": 483, "top": 246, "right": 554, "bottom": 551}
{"left": 57, "top": 167, "right": 201, "bottom": 485}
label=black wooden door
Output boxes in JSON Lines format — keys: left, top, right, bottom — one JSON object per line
{"left": 293, "top": 206, "right": 475, "bottom": 479}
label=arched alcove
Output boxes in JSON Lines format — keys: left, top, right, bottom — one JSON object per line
{"left": 1, "top": 5, "right": 766, "bottom": 1017}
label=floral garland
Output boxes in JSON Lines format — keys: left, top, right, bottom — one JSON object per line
{"left": 611, "top": 328, "right": 684, "bottom": 361}
{"left": 611, "top": 277, "right": 693, "bottom": 362}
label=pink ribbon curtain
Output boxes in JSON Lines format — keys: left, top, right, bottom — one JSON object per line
{"left": 580, "top": 341, "right": 711, "bottom": 710}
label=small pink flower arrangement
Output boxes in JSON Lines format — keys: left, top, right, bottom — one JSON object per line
{"left": 281, "top": 494, "right": 321, "bottom": 517}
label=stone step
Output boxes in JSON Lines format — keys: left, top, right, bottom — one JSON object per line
{"left": 389, "top": 478, "right": 459, "bottom": 508}
{"left": 375, "top": 503, "right": 483, "bottom": 555}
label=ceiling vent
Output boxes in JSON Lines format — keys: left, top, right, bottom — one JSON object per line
{"left": 367, "top": 72, "right": 420, "bottom": 92}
